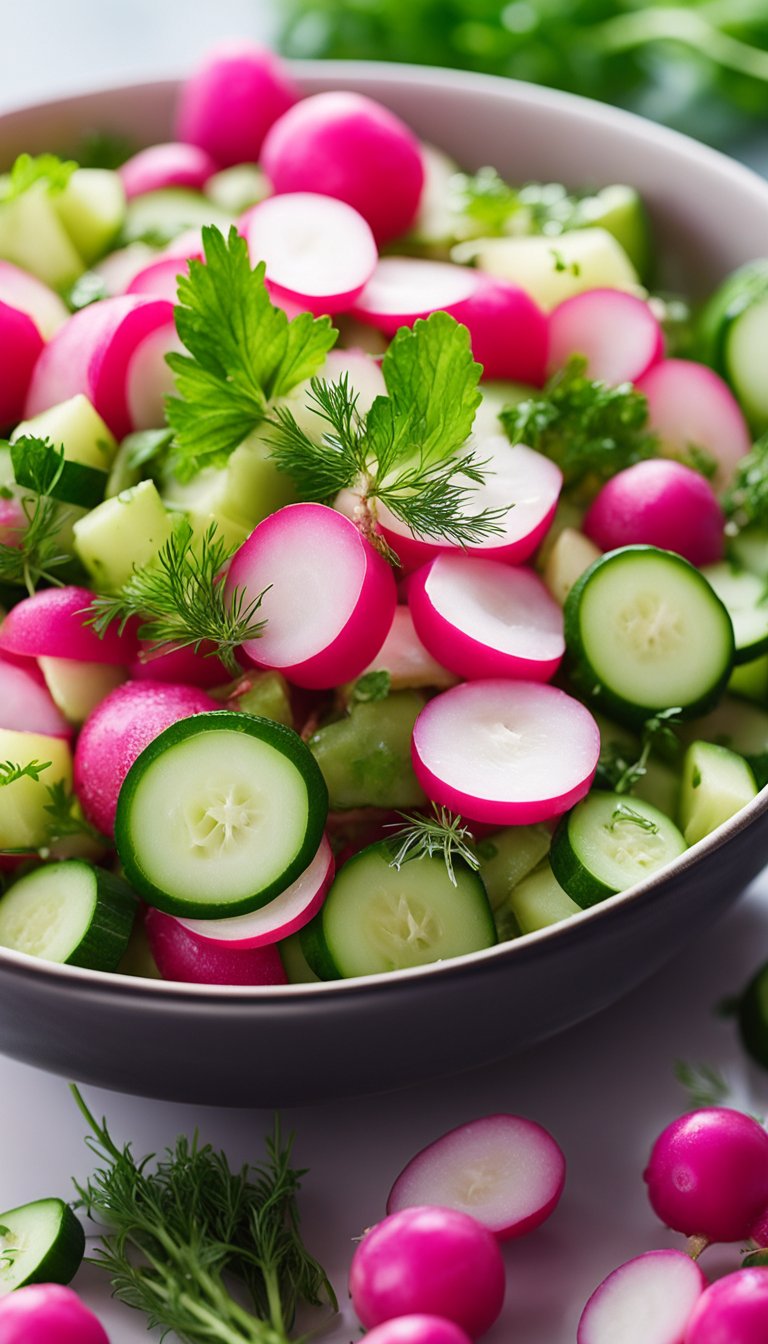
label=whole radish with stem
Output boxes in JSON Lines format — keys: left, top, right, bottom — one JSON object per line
{"left": 684, "top": 1268, "right": 768, "bottom": 1343}
{"left": 0, "top": 1284, "right": 109, "bottom": 1344}
{"left": 577, "top": 1250, "right": 706, "bottom": 1344}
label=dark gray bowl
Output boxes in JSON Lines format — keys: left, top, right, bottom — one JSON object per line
{"left": 1, "top": 64, "right": 767, "bottom": 1106}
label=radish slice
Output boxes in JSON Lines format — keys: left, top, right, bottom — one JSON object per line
{"left": 125, "top": 321, "right": 183, "bottom": 430}
{"left": 0, "top": 587, "right": 138, "bottom": 665}
{"left": 0, "top": 259, "right": 68, "bottom": 340}
{"left": 577, "top": 1250, "right": 706, "bottom": 1344}
{"left": 583, "top": 459, "right": 724, "bottom": 567}
{"left": 362, "top": 605, "right": 458, "bottom": 690}
{"left": 227, "top": 502, "right": 397, "bottom": 689}
{"left": 175, "top": 41, "right": 300, "bottom": 168}
{"left": 411, "top": 680, "right": 600, "bottom": 824}
{"left": 144, "top": 907, "right": 288, "bottom": 985}
{"left": 548, "top": 289, "right": 664, "bottom": 384}
{"left": 130, "top": 641, "right": 231, "bottom": 688}
{"left": 0, "top": 659, "right": 71, "bottom": 738}
{"left": 177, "top": 834, "right": 334, "bottom": 948}
{"left": 408, "top": 556, "right": 565, "bottom": 682}
{"left": 636, "top": 358, "right": 751, "bottom": 490}
{"left": 240, "top": 193, "right": 377, "bottom": 314}
{"left": 387, "top": 1114, "right": 566, "bottom": 1240}
{"left": 119, "top": 142, "right": 217, "bottom": 199}
{"left": 460, "top": 277, "right": 548, "bottom": 385}
{"left": 284, "top": 346, "right": 387, "bottom": 438}
{"left": 0, "top": 300, "right": 43, "bottom": 427}
{"left": 352, "top": 257, "right": 482, "bottom": 335}
{"left": 126, "top": 255, "right": 195, "bottom": 301}
{"left": 92, "top": 242, "right": 158, "bottom": 296}
{"left": 361, "top": 1320, "right": 472, "bottom": 1344}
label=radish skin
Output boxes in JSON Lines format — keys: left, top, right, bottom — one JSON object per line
{"left": 145, "top": 907, "right": 288, "bottom": 985}
{"left": 119, "top": 142, "right": 217, "bottom": 199}
{"left": 362, "top": 1319, "right": 473, "bottom": 1344}
{"left": 130, "top": 641, "right": 231, "bottom": 688}
{"left": 0, "top": 301, "right": 44, "bottom": 428}
{"left": 583, "top": 460, "right": 724, "bottom": 567}
{"left": 0, "top": 587, "right": 138, "bottom": 665}
{"left": 175, "top": 41, "right": 300, "bottom": 168}
{"left": 644, "top": 1108, "right": 768, "bottom": 1242}
{"left": 684, "top": 1269, "right": 768, "bottom": 1344}
{"left": 577, "top": 1250, "right": 706, "bottom": 1344}
{"left": 126, "top": 255, "right": 196, "bottom": 302}
{"left": 460, "top": 277, "right": 548, "bottom": 385}
{"left": 0, "top": 1284, "right": 109, "bottom": 1344}
{"left": 548, "top": 289, "right": 663, "bottom": 384}
{"left": 636, "top": 359, "right": 751, "bottom": 490}
{"left": 0, "top": 259, "right": 68, "bottom": 340}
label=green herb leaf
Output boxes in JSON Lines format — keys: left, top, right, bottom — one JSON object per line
{"left": 723, "top": 433, "right": 768, "bottom": 532}
{"left": 674, "top": 1059, "right": 730, "bottom": 1110}
{"left": 0, "top": 437, "right": 72, "bottom": 594}
{"left": 0, "top": 759, "right": 52, "bottom": 787}
{"left": 609, "top": 801, "right": 660, "bottom": 833}
{"left": 387, "top": 802, "right": 480, "bottom": 887}
{"left": 0, "top": 152, "right": 77, "bottom": 203}
{"left": 43, "top": 781, "right": 105, "bottom": 846}
{"left": 350, "top": 670, "right": 391, "bottom": 704}
{"left": 123, "top": 426, "right": 175, "bottom": 471}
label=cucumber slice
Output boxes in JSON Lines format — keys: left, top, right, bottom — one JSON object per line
{"left": 115, "top": 711, "right": 328, "bottom": 917}
{"left": 0, "top": 860, "right": 136, "bottom": 969}
{"left": 565, "top": 546, "right": 735, "bottom": 723}
{"left": 477, "top": 825, "right": 552, "bottom": 912}
{"left": 697, "top": 259, "right": 768, "bottom": 431}
{"left": 701, "top": 562, "right": 768, "bottom": 665}
{"left": 0, "top": 1198, "right": 84, "bottom": 1295}
{"left": 507, "top": 861, "right": 581, "bottom": 934}
{"left": 279, "top": 930, "right": 321, "bottom": 984}
{"left": 551, "top": 791, "right": 687, "bottom": 907}
{"left": 729, "top": 654, "right": 768, "bottom": 703}
{"left": 679, "top": 697, "right": 768, "bottom": 790}
{"left": 302, "top": 840, "right": 496, "bottom": 979}
{"left": 678, "top": 740, "right": 757, "bottom": 846}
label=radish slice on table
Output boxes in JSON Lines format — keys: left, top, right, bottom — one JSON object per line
{"left": 0, "top": 659, "right": 72, "bottom": 738}
{"left": 227, "top": 503, "right": 397, "bottom": 689}
{"left": 411, "top": 680, "right": 600, "bottom": 824}
{"left": 548, "top": 289, "right": 663, "bottom": 384}
{"left": 119, "top": 142, "right": 217, "bottom": 199}
{"left": 176, "top": 834, "right": 334, "bottom": 948}
{"left": 408, "top": 557, "right": 565, "bottom": 682}
{"left": 583, "top": 459, "right": 724, "bottom": 567}
{"left": 0, "top": 587, "right": 138, "bottom": 665}
{"left": 0, "top": 301, "right": 43, "bottom": 427}
{"left": 125, "top": 320, "right": 183, "bottom": 430}
{"left": 577, "top": 1250, "right": 706, "bottom": 1344}
{"left": 353, "top": 258, "right": 482, "bottom": 335}
{"left": 636, "top": 358, "right": 751, "bottom": 489}
{"left": 144, "top": 907, "right": 288, "bottom": 985}
{"left": 0, "top": 259, "right": 68, "bottom": 339}
{"left": 387, "top": 1114, "right": 566, "bottom": 1240}
{"left": 176, "top": 41, "right": 300, "bottom": 168}
{"left": 240, "top": 192, "right": 377, "bottom": 314}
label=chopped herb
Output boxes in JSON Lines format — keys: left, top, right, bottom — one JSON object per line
{"left": 608, "top": 802, "right": 660, "bottom": 833}
{"left": 123, "top": 427, "right": 175, "bottom": 471}
{"left": 692, "top": 765, "right": 702, "bottom": 789}
{"left": 723, "top": 433, "right": 768, "bottom": 532}
{"left": 0, "top": 759, "right": 52, "bottom": 787}
{"left": 446, "top": 166, "right": 522, "bottom": 236}
{"left": 387, "top": 802, "right": 480, "bottom": 887}
{"left": 0, "top": 152, "right": 77, "bottom": 202}
{"left": 350, "top": 670, "right": 391, "bottom": 704}
{"left": 596, "top": 707, "right": 683, "bottom": 794}
{"left": 43, "top": 781, "right": 105, "bottom": 846}
{"left": 0, "top": 437, "right": 72, "bottom": 594}
{"left": 549, "top": 247, "right": 580, "bottom": 276}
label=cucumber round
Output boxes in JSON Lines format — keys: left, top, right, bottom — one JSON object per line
{"left": 565, "top": 546, "right": 734, "bottom": 724}
{"left": 701, "top": 562, "right": 768, "bottom": 665}
{"left": 550, "top": 790, "right": 687, "bottom": 908}
{"left": 0, "top": 1198, "right": 84, "bottom": 1295}
{"left": 0, "top": 860, "right": 136, "bottom": 969}
{"left": 697, "top": 259, "right": 768, "bottom": 431}
{"left": 115, "top": 711, "right": 328, "bottom": 917}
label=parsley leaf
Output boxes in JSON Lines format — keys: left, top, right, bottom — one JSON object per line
{"left": 0, "top": 152, "right": 77, "bottom": 203}
{"left": 723, "top": 433, "right": 768, "bottom": 532}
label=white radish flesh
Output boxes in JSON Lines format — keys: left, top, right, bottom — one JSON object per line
{"left": 548, "top": 289, "right": 663, "bottom": 384}
{"left": 353, "top": 257, "right": 481, "bottom": 334}
{"left": 577, "top": 1250, "right": 706, "bottom": 1344}
{"left": 361, "top": 605, "right": 458, "bottom": 690}
{"left": 125, "top": 321, "right": 184, "bottom": 430}
{"left": 0, "top": 259, "right": 68, "bottom": 340}
{"left": 0, "top": 659, "right": 72, "bottom": 738}
{"left": 636, "top": 358, "right": 752, "bottom": 490}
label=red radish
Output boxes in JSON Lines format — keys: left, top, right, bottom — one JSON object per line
{"left": 349, "top": 1206, "right": 505, "bottom": 1338}
{"left": 353, "top": 258, "right": 482, "bottom": 335}
{"left": 0, "top": 497, "right": 27, "bottom": 548}
{"left": 548, "top": 289, "right": 663, "bottom": 384}
{"left": 125, "top": 320, "right": 183, "bottom": 430}
{"left": 227, "top": 503, "right": 397, "bottom": 690}
{"left": 74, "top": 680, "right": 216, "bottom": 837}
{"left": 92, "top": 243, "right": 158, "bottom": 296}
{"left": 751, "top": 1206, "right": 768, "bottom": 1246}
{"left": 684, "top": 1269, "right": 768, "bottom": 1344}
{"left": 411, "top": 680, "right": 600, "bottom": 825}
{"left": 0, "top": 659, "right": 71, "bottom": 738}
{"left": 0, "top": 1284, "right": 109, "bottom": 1344}
{"left": 408, "top": 556, "right": 565, "bottom": 683}
{"left": 459, "top": 277, "right": 548, "bottom": 385}
{"left": 118, "top": 142, "right": 217, "bottom": 199}
{"left": 0, "top": 259, "right": 68, "bottom": 339}
{"left": 361, "top": 1319, "right": 473, "bottom": 1344}
{"left": 23, "top": 294, "right": 174, "bottom": 439}
{"left": 0, "top": 300, "right": 44, "bottom": 428}
{"left": 144, "top": 907, "right": 288, "bottom": 985}
{"left": 262, "top": 91, "right": 425, "bottom": 245}
{"left": 175, "top": 41, "right": 300, "bottom": 168}
{"left": 126, "top": 255, "right": 195, "bottom": 302}
{"left": 240, "top": 192, "right": 377, "bottom": 314}
{"left": 387, "top": 1114, "right": 566, "bottom": 1240}
{"left": 577, "top": 1250, "right": 706, "bottom": 1344}
{"left": 130, "top": 641, "right": 231, "bottom": 688}
{"left": 362, "top": 605, "right": 458, "bottom": 690}
{"left": 177, "top": 834, "right": 334, "bottom": 948}
{"left": 644, "top": 1108, "right": 768, "bottom": 1242}
{"left": 636, "top": 359, "right": 751, "bottom": 489}
{"left": 0, "top": 587, "right": 138, "bottom": 665}
{"left": 583, "top": 459, "right": 724, "bottom": 567}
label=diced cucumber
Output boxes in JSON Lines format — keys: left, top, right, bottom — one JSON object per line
{"left": 13, "top": 394, "right": 117, "bottom": 470}
{"left": 0, "top": 731, "right": 72, "bottom": 851}
{"left": 186, "top": 509, "right": 248, "bottom": 554}
{"left": 39, "top": 657, "right": 126, "bottom": 726}
{"left": 115, "top": 712, "right": 328, "bottom": 917}
{"left": 543, "top": 526, "right": 602, "bottom": 607}
{"left": 205, "top": 164, "right": 271, "bottom": 214}
{"left": 534, "top": 496, "right": 585, "bottom": 573}
{"left": 473, "top": 380, "right": 534, "bottom": 436}
{"left": 453, "top": 227, "right": 639, "bottom": 311}
{"left": 0, "top": 182, "right": 84, "bottom": 287}
{"left": 73, "top": 479, "right": 174, "bottom": 590}
{"left": 279, "top": 930, "right": 321, "bottom": 984}
{"left": 0, "top": 859, "right": 136, "bottom": 969}
{"left": 10, "top": 437, "right": 106, "bottom": 510}
{"left": 221, "top": 671, "right": 293, "bottom": 728}
{"left": 701, "top": 562, "right": 768, "bottom": 665}
{"left": 565, "top": 546, "right": 735, "bottom": 723}
{"left": 477, "top": 825, "right": 552, "bottom": 912}
{"left": 678, "top": 740, "right": 757, "bottom": 846}
{"left": 729, "top": 655, "right": 768, "bottom": 703}
{"left": 507, "top": 861, "right": 581, "bottom": 934}
{"left": 121, "top": 188, "right": 234, "bottom": 246}
{"left": 301, "top": 840, "right": 496, "bottom": 979}
{"left": 309, "top": 691, "right": 427, "bottom": 810}
{"left": 161, "top": 432, "right": 297, "bottom": 534}
{"left": 679, "top": 697, "right": 768, "bottom": 790}
{"left": 0, "top": 1198, "right": 84, "bottom": 1295}
{"left": 729, "top": 525, "right": 768, "bottom": 580}
{"left": 551, "top": 790, "right": 687, "bottom": 907}
{"left": 570, "top": 184, "right": 651, "bottom": 280}
{"left": 52, "top": 168, "right": 125, "bottom": 264}
{"left": 633, "top": 757, "right": 681, "bottom": 820}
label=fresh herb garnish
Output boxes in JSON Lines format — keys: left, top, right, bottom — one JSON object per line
{"left": 0, "top": 152, "right": 77, "bottom": 202}
{"left": 723, "top": 433, "right": 768, "bottom": 532}
{"left": 43, "top": 781, "right": 105, "bottom": 847}
{"left": 608, "top": 801, "right": 659, "bottom": 833}
{"left": 0, "top": 437, "right": 72, "bottom": 594}
{"left": 0, "top": 759, "right": 52, "bottom": 787}
{"left": 674, "top": 1059, "right": 731, "bottom": 1110}
{"left": 387, "top": 803, "right": 480, "bottom": 886}
{"left": 123, "top": 426, "right": 175, "bottom": 471}
{"left": 167, "top": 226, "right": 337, "bottom": 480}
{"left": 350, "top": 670, "right": 391, "bottom": 704}
{"left": 446, "top": 165, "right": 523, "bottom": 237}
{"left": 596, "top": 707, "right": 683, "bottom": 794}
{"left": 66, "top": 271, "right": 110, "bottom": 311}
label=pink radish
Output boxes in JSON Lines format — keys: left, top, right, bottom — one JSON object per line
{"left": 227, "top": 503, "right": 397, "bottom": 690}
{"left": 684, "top": 1269, "right": 768, "bottom": 1344}
{"left": 92, "top": 243, "right": 158, "bottom": 297}
{"left": 74, "top": 680, "right": 216, "bottom": 837}
{"left": 126, "top": 255, "right": 195, "bottom": 302}
{"left": 459, "top": 277, "right": 548, "bottom": 385}
{"left": 352, "top": 258, "right": 482, "bottom": 335}
{"left": 583, "top": 459, "right": 724, "bottom": 567}
{"left": 408, "top": 556, "right": 565, "bottom": 682}
{"left": 0, "top": 587, "right": 138, "bottom": 665}
{"left": 387, "top": 1114, "right": 566, "bottom": 1240}
{"left": 636, "top": 359, "right": 752, "bottom": 489}
{"left": 177, "top": 834, "right": 334, "bottom": 948}
{"left": 0, "top": 1284, "right": 109, "bottom": 1344}
{"left": 548, "top": 289, "right": 663, "bottom": 384}
{"left": 125, "top": 320, "right": 183, "bottom": 430}
{"left": 361, "top": 1319, "right": 473, "bottom": 1344}
{"left": 411, "top": 680, "right": 600, "bottom": 825}
{"left": 144, "top": 907, "right": 288, "bottom": 985}
{"left": 0, "top": 259, "right": 68, "bottom": 340}
{"left": 577, "top": 1251, "right": 706, "bottom": 1344}
{"left": 349, "top": 1206, "right": 505, "bottom": 1337}
{"left": 261, "top": 91, "right": 424, "bottom": 245}
{"left": 0, "top": 497, "right": 27, "bottom": 548}
{"left": 362, "top": 605, "right": 458, "bottom": 690}
{"left": 0, "top": 659, "right": 71, "bottom": 738}
{"left": 130, "top": 640, "right": 231, "bottom": 688}
{"left": 24, "top": 294, "right": 174, "bottom": 439}
{"left": 175, "top": 41, "right": 300, "bottom": 168}
{"left": 119, "top": 142, "right": 217, "bottom": 199}
{"left": 0, "top": 301, "right": 44, "bottom": 428}
{"left": 240, "top": 192, "right": 377, "bottom": 315}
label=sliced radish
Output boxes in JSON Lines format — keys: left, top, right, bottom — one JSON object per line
{"left": 175, "top": 41, "right": 300, "bottom": 168}
{"left": 177, "top": 833, "right": 334, "bottom": 948}
{"left": 548, "top": 289, "right": 663, "bottom": 384}
{"left": 0, "top": 587, "right": 138, "bottom": 665}
{"left": 0, "top": 259, "right": 68, "bottom": 340}
{"left": 0, "top": 301, "right": 44, "bottom": 428}
{"left": 360, "top": 1319, "right": 473, "bottom": 1344}
{"left": 125, "top": 320, "right": 184, "bottom": 430}
{"left": 144, "top": 906, "right": 288, "bottom": 985}
{"left": 0, "top": 658, "right": 71, "bottom": 738}
{"left": 459, "top": 277, "right": 548, "bottom": 386}
{"left": 387, "top": 1114, "right": 566, "bottom": 1240}
{"left": 352, "top": 258, "right": 482, "bottom": 335}
{"left": 577, "top": 1250, "right": 706, "bottom": 1344}
{"left": 227, "top": 502, "right": 397, "bottom": 689}
{"left": 636, "top": 358, "right": 751, "bottom": 490}
{"left": 130, "top": 640, "right": 231, "bottom": 688}
{"left": 583, "top": 459, "right": 724, "bottom": 567}
{"left": 92, "top": 242, "right": 158, "bottom": 296}
{"left": 362, "top": 605, "right": 458, "bottom": 690}
{"left": 126, "top": 255, "right": 195, "bottom": 302}
{"left": 119, "top": 142, "right": 217, "bottom": 199}
{"left": 240, "top": 192, "right": 377, "bottom": 315}
{"left": 411, "top": 680, "right": 600, "bottom": 824}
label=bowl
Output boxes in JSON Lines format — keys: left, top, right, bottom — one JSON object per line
{"left": 0, "top": 63, "right": 767, "bottom": 1106}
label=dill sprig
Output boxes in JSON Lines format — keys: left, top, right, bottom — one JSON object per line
{"left": 387, "top": 803, "right": 480, "bottom": 887}
{"left": 0, "top": 759, "right": 51, "bottom": 786}
{"left": 0, "top": 437, "right": 73, "bottom": 594}
{"left": 43, "top": 781, "right": 105, "bottom": 846}
{"left": 596, "top": 707, "right": 683, "bottom": 794}
{"left": 674, "top": 1060, "right": 731, "bottom": 1110}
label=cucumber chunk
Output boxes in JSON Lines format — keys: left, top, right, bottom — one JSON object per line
{"left": 13, "top": 394, "right": 117, "bottom": 471}
{"left": 478, "top": 825, "right": 551, "bottom": 939}
{"left": 679, "top": 697, "right": 768, "bottom": 790}
{"left": 0, "top": 860, "right": 136, "bottom": 969}
{"left": 115, "top": 712, "right": 328, "bottom": 918}
{"left": 309, "top": 691, "right": 426, "bottom": 809}
{"left": 0, "top": 730, "right": 72, "bottom": 851}
{"left": 73, "top": 479, "right": 173, "bottom": 590}
{"left": 0, "top": 1198, "right": 84, "bottom": 1295}
{"left": 701, "top": 562, "right": 768, "bottom": 665}
{"left": 507, "top": 861, "right": 581, "bottom": 933}
{"left": 698, "top": 259, "right": 768, "bottom": 432}
{"left": 52, "top": 168, "right": 125, "bottom": 264}
{"left": 678, "top": 740, "right": 757, "bottom": 846}
{"left": 729, "top": 655, "right": 768, "bottom": 703}
{"left": 551, "top": 790, "right": 687, "bottom": 907}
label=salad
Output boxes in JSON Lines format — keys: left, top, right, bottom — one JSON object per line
{"left": 0, "top": 40, "right": 765, "bottom": 989}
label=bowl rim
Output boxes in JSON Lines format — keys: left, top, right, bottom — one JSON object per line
{"left": 0, "top": 59, "right": 767, "bottom": 1002}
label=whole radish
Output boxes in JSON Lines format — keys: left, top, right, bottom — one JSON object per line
{"left": 582, "top": 460, "right": 724, "bottom": 567}
{"left": 0, "top": 586, "right": 139, "bottom": 665}
{"left": 362, "top": 1318, "right": 473, "bottom": 1344}
{"left": 684, "top": 1268, "right": 768, "bottom": 1343}
{"left": 644, "top": 1108, "right": 768, "bottom": 1242}
{"left": 349, "top": 1205, "right": 505, "bottom": 1338}
{"left": 0, "top": 1284, "right": 109, "bottom": 1344}
{"left": 577, "top": 1250, "right": 706, "bottom": 1344}
{"left": 175, "top": 41, "right": 299, "bottom": 167}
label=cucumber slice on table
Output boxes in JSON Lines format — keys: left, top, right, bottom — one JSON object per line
{"left": 551, "top": 791, "right": 687, "bottom": 908}
{"left": 0, "top": 860, "right": 136, "bottom": 969}
{"left": 678, "top": 740, "right": 757, "bottom": 846}
{"left": 0, "top": 1198, "right": 84, "bottom": 1295}
{"left": 115, "top": 711, "right": 328, "bottom": 918}
{"left": 565, "top": 546, "right": 734, "bottom": 724}
{"left": 701, "top": 562, "right": 768, "bottom": 665}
